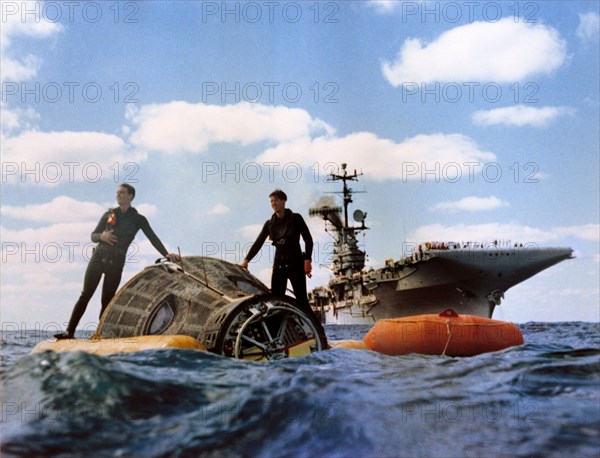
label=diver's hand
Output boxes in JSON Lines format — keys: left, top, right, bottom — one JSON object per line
{"left": 304, "top": 260, "right": 312, "bottom": 278}
{"left": 100, "top": 230, "right": 118, "bottom": 246}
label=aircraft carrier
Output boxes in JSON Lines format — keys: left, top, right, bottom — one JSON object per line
{"left": 309, "top": 164, "right": 574, "bottom": 324}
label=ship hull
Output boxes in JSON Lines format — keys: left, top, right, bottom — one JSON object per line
{"left": 314, "top": 247, "right": 573, "bottom": 325}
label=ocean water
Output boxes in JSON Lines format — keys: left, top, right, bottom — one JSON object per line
{"left": 1, "top": 323, "right": 599, "bottom": 458}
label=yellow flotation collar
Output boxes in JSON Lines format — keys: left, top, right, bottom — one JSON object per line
{"left": 31, "top": 335, "right": 207, "bottom": 356}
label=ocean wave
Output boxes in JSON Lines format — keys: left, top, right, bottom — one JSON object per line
{"left": 2, "top": 323, "right": 599, "bottom": 457}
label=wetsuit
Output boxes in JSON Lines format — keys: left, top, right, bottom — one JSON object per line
{"left": 63, "top": 207, "right": 169, "bottom": 336}
{"left": 245, "top": 209, "right": 313, "bottom": 306}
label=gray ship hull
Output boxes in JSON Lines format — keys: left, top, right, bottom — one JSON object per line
{"left": 315, "top": 247, "right": 574, "bottom": 325}
{"left": 308, "top": 163, "right": 574, "bottom": 325}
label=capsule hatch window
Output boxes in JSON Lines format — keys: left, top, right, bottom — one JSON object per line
{"left": 228, "top": 276, "right": 266, "bottom": 295}
{"left": 146, "top": 299, "right": 175, "bottom": 335}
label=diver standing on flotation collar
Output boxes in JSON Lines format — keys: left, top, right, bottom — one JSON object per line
{"left": 240, "top": 189, "right": 313, "bottom": 308}
{"left": 54, "top": 184, "right": 180, "bottom": 340}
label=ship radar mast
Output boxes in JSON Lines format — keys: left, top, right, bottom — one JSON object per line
{"left": 329, "top": 163, "right": 368, "bottom": 231}
{"left": 309, "top": 163, "right": 368, "bottom": 277}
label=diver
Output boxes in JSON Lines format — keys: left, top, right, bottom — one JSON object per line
{"left": 240, "top": 189, "right": 313, "bottom": 308}
{"left": 54, "top": 184, "right": 180, "bottom": 339}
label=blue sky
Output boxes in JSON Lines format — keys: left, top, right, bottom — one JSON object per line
{"left": 1, "top": 0, "right": 599, "bottom": 330}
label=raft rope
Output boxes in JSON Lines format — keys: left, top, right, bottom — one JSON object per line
{"left": 442, "top": 319, "right": 452, "bottom": 356}
{"left": 440, "top": 320, "right": 516, "bottom": 356}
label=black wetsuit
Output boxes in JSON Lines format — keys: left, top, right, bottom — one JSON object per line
{"left": 63, "top": 207, "right": 169, "bottom": 336}
{"left": 245, "top": 209, "right": 313, "bottom": 306}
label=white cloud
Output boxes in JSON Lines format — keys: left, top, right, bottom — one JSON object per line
{"left": 0, "top": 110, "right": 21, "bottom": 133}
{"left": 210, "top": 203, "right": 231, "bottom": 215}
{"left": 240, "top": 224, "right": 265, "bottom": 240}
{"left": 472, "top": 105, "right": 575, "bottom": 127}
{"left": 4, "top": 130, "right": 130, "bottom": 162}
{"left": 410, "top": 223, "right": 600, "bottom": 244}
{"left": 577, "top": 12, "right": 600, "bottom": 44}
{"left": 0, "top": 1, "right": 63, "bottom": 50}
{"left": 2, "top": 106, "right": 495, "bottom": 188}
{"left": 135, "top": 203, "right": 159, "bottom": 218}
{"left": 125, "top": 101, "right": 334, "bottom": 154}
{"left": 558, "top": 287, "right": 599, "bottom": 300}
{"left": 1, "top": 54, "right": 41, "bottom": 82}
{"left": 257, "top": 132, "right": 496, "bottom": 181}
{"left": 432, "top": 196, "right": 509, "bottom": 212}
{"left": 1, "top": 222, "right": 98, "bottom": 250}
{"left": 0, "top": 1, "right": 63, "bottom": 82}
{"left": 365, "top": 0, "right": 438, "bottom": 15}
{"left": 2, "top": 130, "right": 143, "bottom": 185}
{"left": 0, "top": 107, "right": 40, "bottom": 134}
{"left": 554, "top": 225, "right": 600, "bottom": 242}
{"left": 0, "top": 196, "right": 159, "bottom": 225}
{"left": 365, "top": 0, "right": 401, "bottom": 13}
{"left": 382, "top": 18, "right": 566, "bottom": 86}
{"left": 1, "top": 196, "right": 105, "bottom": 223}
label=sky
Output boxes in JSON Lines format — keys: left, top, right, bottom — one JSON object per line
{"left": 1, "top": 0, "right": 599, "bottom": 331}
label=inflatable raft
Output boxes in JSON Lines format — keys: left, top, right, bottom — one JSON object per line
{"left": 362, "top": 309, "right": 524, "bottom": 356}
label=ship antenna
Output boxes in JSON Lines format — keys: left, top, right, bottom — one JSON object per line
{"left": 329, "top": 163, "right": 364, "bottom": 229}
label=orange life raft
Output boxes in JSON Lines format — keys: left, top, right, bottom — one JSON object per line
{"left": 363, "top": 309, "right": 524, "bottom": 357}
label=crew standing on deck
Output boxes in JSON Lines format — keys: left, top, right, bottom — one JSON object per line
{"left": 240, "top": 189, "right": 313, "bottom": 307}
{"left": 54, "top": 184, "right": 180, "bottom": 339}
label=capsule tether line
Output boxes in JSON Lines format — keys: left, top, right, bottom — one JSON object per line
{"left": 442, "top": 319, "right": 452, "bottom": 356}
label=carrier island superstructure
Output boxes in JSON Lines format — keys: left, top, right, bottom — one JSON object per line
{"left": 309, "top": 164, "right": 574, "bottom": 325}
